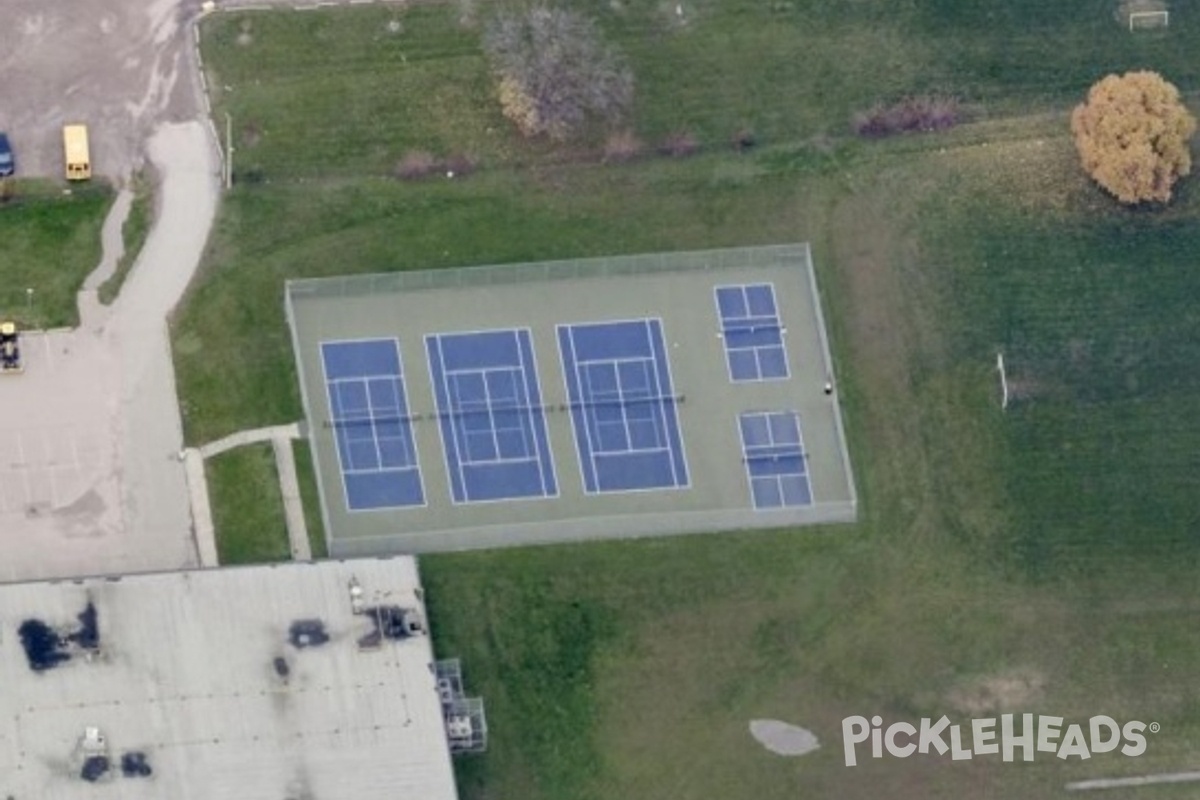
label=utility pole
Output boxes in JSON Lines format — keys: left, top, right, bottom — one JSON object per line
{"left": 224, "top": 112, "right": 233, "bottom": 189}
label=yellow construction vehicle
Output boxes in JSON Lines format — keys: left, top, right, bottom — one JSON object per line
{"left": 1, "top": 321, "right": 23, "bottom": 374}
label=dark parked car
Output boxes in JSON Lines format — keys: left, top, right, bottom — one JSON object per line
{"left": 0, "top": 133, "right": 14, "bottom": 177}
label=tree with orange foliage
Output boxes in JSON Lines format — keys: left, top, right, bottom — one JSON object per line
{"left": 1071, "top": 71, "right": 1197, "bottom": 204}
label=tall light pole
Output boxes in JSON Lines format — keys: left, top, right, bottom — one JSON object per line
{"left": 224, "top": 112, "right": 233, "bottom": 189}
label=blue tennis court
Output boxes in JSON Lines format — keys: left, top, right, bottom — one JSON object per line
{"left": 715, "top": 283, "right": 790, "bottom": 382}
{"left": 426, "top": 328, "right": 558, "bottom": 503}
{"left": 738, "top": 410, "right": 812, "bottom": 509}
{"left": 557, "top": 319, "right": 689, "bottom": 493}
{"left": 321, "top": 339, "right": 425, "bottom": 511}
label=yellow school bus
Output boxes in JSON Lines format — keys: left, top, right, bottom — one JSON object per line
{"left": 63, "top": 124, "right": 91, "bottom": 181}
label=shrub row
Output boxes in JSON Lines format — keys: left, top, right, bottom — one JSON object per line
{"left": 395, "top": 151, "right": 479, "bottom": 181}
{"left": 602, "top": 128, "right": 755, "bottom": 163}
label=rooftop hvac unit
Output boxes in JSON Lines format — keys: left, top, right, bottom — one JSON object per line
{"left": 446, "top": 715, "right": 474, "bottom": 740}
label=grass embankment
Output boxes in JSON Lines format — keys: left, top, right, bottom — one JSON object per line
{"left": 0, "top": 180, "right": 112, "bottom": 328}
{"left": 180, "top": 3, "right": 1200, "bottom": 797}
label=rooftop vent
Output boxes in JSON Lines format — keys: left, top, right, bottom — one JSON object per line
{"left": 80, "top": 756, "right": 109, "bottom": 782}
{"left": 18, "top": 600, "right": 102, "bottom": 672}
{"left": 288, "top": 619, "right": 330, "bottom": 649}
{"left": 357, "top": 606, "right": 424, "bottom": 649}
{"left": 120, "top": 752, "right": 152, "bottom": 778}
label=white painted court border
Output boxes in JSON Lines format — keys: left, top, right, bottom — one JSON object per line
{"left": 737, "top": 409, "right": 814, "bottom": 510}
{"left": 556, "top": 317, "right": 691, "bottom": 495}
{"left": 424, "top": 327, "right": 560, "bottom": 505}
{"left": 713, "top": 281, "right": 792, "bottom": 383}
{"left": 320, "top": 337, "right": 429, "bottom": 512}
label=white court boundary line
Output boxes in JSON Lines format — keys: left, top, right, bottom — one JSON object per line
{"left": 1068, "top": 769, "right": 1200, "bottom": 791}
{"left": 580, "top": 357, "right": 668, "bottom": 458}
{"left": 713, "top": 282, "right": 791, "bottom": 383}
{"left": 426, "top": 328, "right": 559, "bottom": 505}
{"left": 738, "top": 410, "right": 811, "bottom": 510}
{"left": 650, "top": 318, "right": 692, "bottom": 489}
{"left": 320, "top": 338, "right": 427, "bottom": 512}
{"left": 558, "top": 319, "right": 690, "bottom": 495}
{"left": 517, "top": 328, "right": 560, "bottom": 498}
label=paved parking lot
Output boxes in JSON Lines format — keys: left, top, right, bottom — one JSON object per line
{"left": 0, "top": 0, "right": 221, "bottom": 585}
{"left": 0, "top": 329, "right": 124, "bottom": 581}
{"left": 0, "top": 0, "right": 200, "bottom": 180}
{"left": 0, "top": 123, "right": 220, "bottom": 584}
{"left": 0, "top": 424, "right": 110, "bottom": 518}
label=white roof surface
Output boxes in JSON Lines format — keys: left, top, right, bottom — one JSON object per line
{"left": 0, "top": 558, "right": 459, "bottom": 800}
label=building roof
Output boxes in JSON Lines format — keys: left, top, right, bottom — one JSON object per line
{"left": 0, "top": 558, "right": 459, "bottom": 800}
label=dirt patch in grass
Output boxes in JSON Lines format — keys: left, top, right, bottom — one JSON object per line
{"left": 948, "top": 668, "right": 1047, "bottom": 715}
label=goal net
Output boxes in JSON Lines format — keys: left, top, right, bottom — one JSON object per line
{"left": 1129, "top": 10, "right": 1169, "bottom": 30}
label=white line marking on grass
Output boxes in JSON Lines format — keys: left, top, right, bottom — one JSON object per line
{"left": 1067, "top": 771, "right": 1200, "bottom": 791}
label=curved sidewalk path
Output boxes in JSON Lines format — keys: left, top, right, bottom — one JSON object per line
{"left": 0, "top": 121, "right": 219, "bottom": 585}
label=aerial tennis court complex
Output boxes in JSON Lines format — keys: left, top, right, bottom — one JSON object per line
{"left": 286, "top": 244, "right": 857, "bottom": 556}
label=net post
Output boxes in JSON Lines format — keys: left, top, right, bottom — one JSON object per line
{"left": 996, "top": 351, "right": 1009, "bottom": 411}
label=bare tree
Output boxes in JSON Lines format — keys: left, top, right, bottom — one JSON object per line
{"left": 1071, "top": 71, "right": 1197, "bottom": 204}
{"left": 483, "top": 6, "right": 634, "bottom": 141}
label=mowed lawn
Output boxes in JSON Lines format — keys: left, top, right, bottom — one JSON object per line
{"left": 0, "top": 181, "right": 113, "bottom": 328}
{"left": 179, "top": 3, "right": 1200, "bottom": 798}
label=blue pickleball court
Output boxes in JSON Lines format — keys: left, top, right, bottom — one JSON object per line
{"left": 425, "top": 328, "right": 558, "bottom": 503}
{"left": 715, "top": 283, "right": 790, "bottom": 382}
{"left": 738, "top": 410, "right": 813, "bottom": 509}
{"left": 321, "top": 338, "right": 426, "bottom": 511}
{"left": 557, "top": 318, "right": 689, "bottom": 493}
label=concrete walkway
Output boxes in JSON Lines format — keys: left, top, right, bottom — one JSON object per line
{"left": 0, "top": 124, "right": 216, "bottom": 585}
{"left": 272, "top": 435, "right": 312, "bottom": 561}
{"left": 184, "top": 422, "right": 311, "bottom": 566}
{"left": 199, "top": 422, "right": 301, "bottom": 458}
{"left": 77, "top": 187, "right": 133, "bottom": 332}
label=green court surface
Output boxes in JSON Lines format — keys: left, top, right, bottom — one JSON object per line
{"left": 286, "top": 244, "right": 856, "bottom": 555}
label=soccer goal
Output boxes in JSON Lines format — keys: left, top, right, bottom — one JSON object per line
{"left": 1129, "top": 10, "right": 1169, "bottom": 30}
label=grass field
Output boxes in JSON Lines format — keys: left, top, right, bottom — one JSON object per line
{"left": 199, "top": 2, "right": 1200, "bottom": 180}
{"left": 207, "top": 444, "right": 292, "bottom": 564}
{"left": 178, "top": 3, "right": 1200, "bottom": 797}
{"left": 293, "top": 440, "right": 329, "bottom": 559}
{"left": 0, "top": 180, "right": 113, "bottom": 328}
